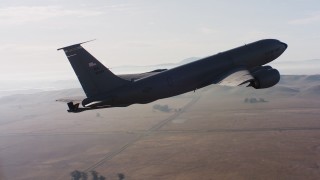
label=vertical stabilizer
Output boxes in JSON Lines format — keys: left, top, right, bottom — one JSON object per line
{"left": 58, "top": 41, "right": 129, "bottom": 97}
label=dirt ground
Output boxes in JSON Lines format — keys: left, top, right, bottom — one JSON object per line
{"left": 0, "top": 82, "right": 320, "bottom": 180}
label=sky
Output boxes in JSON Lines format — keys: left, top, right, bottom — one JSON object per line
{"left": 0, "top": 0, "right": 319, "bottom": 83}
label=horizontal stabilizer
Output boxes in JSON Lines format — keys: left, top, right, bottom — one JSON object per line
{"left": 56, "top": 97, "right": 85, "bottom": 104}
{"left": 57, "top": 39, "right": 96, "bottom": 51}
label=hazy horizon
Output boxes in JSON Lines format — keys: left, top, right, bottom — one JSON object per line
{"left": 0, "top": 57, "right": 319, "bottom": 94}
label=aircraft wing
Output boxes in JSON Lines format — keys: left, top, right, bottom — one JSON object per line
{"left": 118, "top": 69, "right": 167, "bottom": 81}
{"left": 214, "top": 68, "right": 254, "bottom": 87}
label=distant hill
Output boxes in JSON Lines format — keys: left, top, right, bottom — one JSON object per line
{"left": 178, "top": 57, "right": 200, "bottom": 64}
{"left": 270, "top": 59, "right": 320, "bottom": 75}
{"left": 300, "top": 85, "right": 320, "bottom": 97}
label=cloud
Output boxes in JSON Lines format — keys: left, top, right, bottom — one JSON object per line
{"left": 198, "top": 27, "right": 219, "bottom": 34}
{"left": 242, "top": 30, "right": 272, "bottom": 40}
{"left": 101, "top": 3, "right": 133, "bottom": 11}
{"left": 0, "top": 44, "right": 55, "bottom": 54}
{"left": 0, "top": 6, "right": 104, "bottom": 25}
{"left": 288, "top": 12, "right": 320, "bottom": 25}
{"left": 122, "top": 41, "right": 153, "bottom": 48}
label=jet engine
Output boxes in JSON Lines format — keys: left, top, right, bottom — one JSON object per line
{"left": 250, "top": 66, "right": 280, "bottom": 89}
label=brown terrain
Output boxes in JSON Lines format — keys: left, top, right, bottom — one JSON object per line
{"left": 0, "top": 75, "right": 320, "bottom": 180}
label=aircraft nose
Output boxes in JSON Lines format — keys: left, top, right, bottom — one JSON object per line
{"left": 281, "top": 42, "right": 288, "bottom": 50}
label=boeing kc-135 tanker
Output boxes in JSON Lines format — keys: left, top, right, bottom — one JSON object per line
{"left": 57, "top": 39, "right": 287, "bottom": 112}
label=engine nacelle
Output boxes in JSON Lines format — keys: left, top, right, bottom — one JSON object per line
{"left": 251, "top": 67, "right": 280, "bottom": 89}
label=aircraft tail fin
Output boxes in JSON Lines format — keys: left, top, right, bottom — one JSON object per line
{"left": 58, "top": 41, "right": 129, "bottom": 97}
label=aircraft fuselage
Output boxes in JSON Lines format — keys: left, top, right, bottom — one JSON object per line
{"left": 82, "top": 39, "right": 287, "bottom": 108}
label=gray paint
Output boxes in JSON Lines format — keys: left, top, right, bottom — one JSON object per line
{"left": 58, "top": 39, "right": 287, "bottom": 112}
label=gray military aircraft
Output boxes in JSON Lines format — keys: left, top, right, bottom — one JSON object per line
{"left": 57, "top": 39, "right": 287, "bottom": 112}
